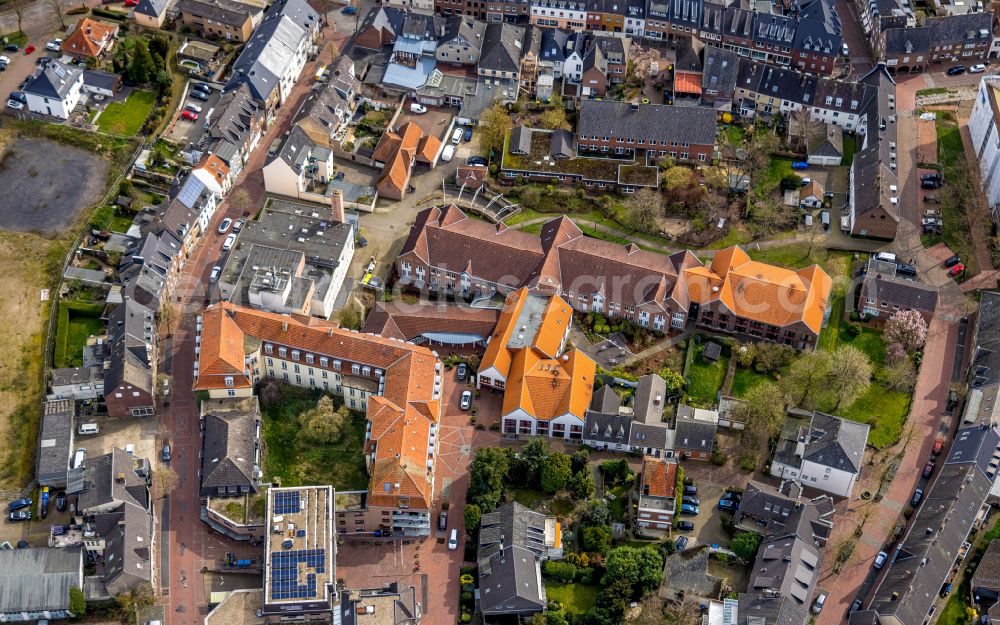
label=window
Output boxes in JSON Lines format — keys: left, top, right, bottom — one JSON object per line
{"left": 265, "top": 344, "right": 273, "bottom": 354}
{"left": 224, "top": 376, "right": 234, "bottom": 387}
{"left": 306, "top": 354, "right": 314, "bottom": 364}
{"left": 320, "top": 356, "right": 328, "bottom": 367}
{"left": 278, "top": 347, "right": 287, "bottom": 358}
{"left": 352, "top": 363, "right": 361, "bottom": 375}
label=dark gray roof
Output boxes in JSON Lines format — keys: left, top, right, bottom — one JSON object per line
{"left": 179, "top": 0, "right": 261, "bottom": 27}
{"left": 270, "top": 124, "right": 318, "bottom": 172}
{"left": 701, "top": 47, "right": 740, "bottom": 99}
{"left": 590, "top": 385, "right": 620, "bottom": 413}
{"left": 629, "top": 422, "right": 668, "bottom": 449}
{"left": 801, "top": 412, "right": 869, "bottom": 474}
{"left": 549, "top": 129, "right": 573, "bottom": 158}
{"left": 104, "top": 298, "right": 155, "bottom": 396}
{"left": 50, "top": 366, "right": 102, "bottom": 388}
{"left": 583, "top": 410, "right": 632, "bottom": 444}
{"left": 970, "top": 292, "right": 1000, "bottom": 388}
{"left": 441, "top": 16, "right": 485, "bottom": 51}
{"left": 675, "top": 37, "right": 702, "bottom": 73}
{"left": 884, "top": 25, "right": 932, "bottom": 56}
{"left": 208, "top": 83, "right": 264, "bottom": 163}
{"left": 860, "top": 273, "right": 938, "bottom": 315}
{"left": 82, "top": 69, "right": 120, "bottom": 92}
{"left": 634, "top": 373, "right": 667, "bottom": 423}
{"left": 540, "top": 28, "right": 568, "bottom": 63}
{"left": 96, "top": 501, "right": 153, "bottom": 595}
{"left": 0, "top": 548, "right": 83, "bottom": 614}
{"left": 478, "top": 545, "right": 545, "bottom": 615}
{"left": 577, "top": 100, "right": 717, "bottom": 147}
{"left": 37, "top": 400, "right": 74, "bottom": 487}
{"left": 510, "top": 125, "right": 532, "bottom": 155}
{"left": 200, "top": 399, "right": 260, "bottom": 497}
{"left": 674, "top": 417, "right": 716, "bottom": 452}
{"left": 973, "top": 540, "right": 1000, "bottom": 594}
{"left": 479, "top": 22, "right": 525, "bottom": 74}
{"left": 24, "top": 61, "right": 82, "bottom": 100}
{"left": 78, "top": 448, "right": 149, "bottom": 513}
{"left": 888, "top": 12, "right": 993, "bottom": 55}
{"left": 134, "top": 0, "right": 170, "bottom": 17}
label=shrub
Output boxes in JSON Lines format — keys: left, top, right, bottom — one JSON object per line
{"left": 849, "top": 310, "right": 860, "bottom": 321}
{"left": 846, "top": 322, "right": 862, "bottom": 337}
{"left": 711, "top": 449, "right": 728, "bottom": 466}
{"left": 738, "top": 454, "right": 757, "bottom": 472}
{"left": 543, "top": 560, "right": 577, "bottom": 583}
{"left": 69, "top": 587, "right": 86, "bottom": 618}
{"left": 459, "top": 574, "right": 474, "bottom": 586}
{"left": 461, "top": 614, "right": 471, "bottom": 622}
{"left": 461, "top": 592, "right": 473, "bottom": 604}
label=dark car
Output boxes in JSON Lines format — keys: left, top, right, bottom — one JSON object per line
{"left": 921, "top": 172, "right": 942, "bottom": 181}
{"left": 194, "top": 83, "right": 213, "bottom": 94}
{"left": 438, "top": 510, "right": 448, "bottom": 531}
{"left": 849, "top": 599, "right": 863, "bottom": 615}
{"left": 9, "top": 91, "right": 26, "bottom": 104}
{"left": 682, "top": 496, "right": 700, "bottom": 506}
{"left": 723, "top": 490, "right": 742, "bottom": 501}
{"left": 921, "top": 179, "right": 942, "bottom": 189}
{"left": 947, "top": 65, "right": 966, "bottom": 76}
{"left": 342, "top": 5, "right": 358, "bottom": 13}
{"left": 189, "top": 89, "right": 209, "bottom": 101}
{"left": 675, "top": 536, "right": 689, "bottom": 550}
{"left": 0, "top": 62, "right": 6, "bottom": 72}
{"left": 7, "top": 498, "right": 31, "bottom": 512}
{"left": 718, "top": 498, "right": 738, "bottom": 511}
{"left": 162, "top": 444, "right": 171, "bottom": 462}
{"left": 911, "top": 488, "right": 923, "bottom": 507}
{"left": 9, "top": 510, "right": 30, "bottom": 522}
{"left": 55, "top": 491, "right": 66, "bottom": 512}
{"left": 923, "top": 460, "right": 936, "bottom": 478}
{"left": 680, "top": 504, "right": 699, "bottom": 515}
{"left": 467, "top": 156, "right": 488, "bottom": 166}
{"left": 683, "top": 484, "right": 697, "bottom": 496}
{"left": 334, "top": 171, "right": 345, "bottom": 181}
{"left": 4, "top": 44, "right": 18, "bottom": 52}
{"left": 676, "top": 520, "right": 695, "bottom": 531}
{"left": 463, "top": 128, "right": 473, "bottom": 142}
{"left": 944, "top": 254, "right": 962, "bottom": 268}
{"left": 456, "top": 363, "right": 468, "bottom": 381}
{"left": 16, "top": 540, "right": 28, "bottom": 549}
{"left": 895, "top": 263, "right": 917, "bottom": 277}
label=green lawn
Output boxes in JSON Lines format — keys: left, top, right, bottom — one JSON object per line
{"left": 54, "top": 302, "right": 104, "bottom": 368}
{"left": 608, "top": 484, "right": 627, "bottom": 522}
{"left": 834, "top": 386, "right": 911, "bottom": 449}
{"left": 921, "top": 115, "right": 977, "bottom": 276}
{"left": 544, "top": 582, "right": 601, "bottom": 613}
{"left": 686, "top": 342, "right": 729, "bottom": 405}
{"left": 262, "top": 386, "right": 369, "bottom": 489}
{"left": 510, "top": 487, "right": 549, "bottom": 509}
{"left": 730, "top": 367, "right": 775, "bottom": 398}
{"left": 841, "top": 134, "right": 857, "bottom": 166}
{"left": 757, "top": 157, "right": 793, "bottom": 195}
{"left": 937, "top": 116, "right": 964, "bottom": 168}
{"left": 97, "top": 90, "right": 157, "bottom": 136}
{"left": 723, "top": 124, "right": 747, "bottom": 145}
{"left": 0, "top": 31, "right": 28, "bottom": 47}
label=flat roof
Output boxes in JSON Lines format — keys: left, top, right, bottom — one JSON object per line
{"left": 264, "top": 486, "right": 335, "bottom": 612}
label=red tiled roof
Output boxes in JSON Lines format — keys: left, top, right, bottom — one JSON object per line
{"left": 61, "top": 18, "right": 117, "bottom": 58}
{"left": 642, "top": 458, "right": 677, "bottom": 498}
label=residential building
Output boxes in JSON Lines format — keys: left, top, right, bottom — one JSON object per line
{"left": 217, "top": 198, "right": 354, "bottom": 319}
{"left": 133, "top": 0, "right": 178, "bottom": 28}
{"left": 177, "top": 0, "right": 264, "bottom": 42}
{"left": 199, "top": 397, "right": 261, "bottom": 498}
{"left": 636, "top": 457, "right": 677, "bottom": 531}
{"left": 563, "top": 32, "right": 629, "bottom": 98}
{"left": 848, "top": 65, "right": 899, "bottom": 239}
{"left": 799, "top": 179, "right": 825, "bottom": 208}
{"left": 372, "top": 122, "right": 441, "bottom": 200}
{"left": 37, "top": 400, "right": 74, "bottom": 489}
{"left": 700, "top": 46, "right": 740, "bottom": 110}
{"left": 117, "top": 226, "right": 183, "bottom": 311}
{"left": 770, "top": 409, "right": 869, "bottom": 498}
{"left": 963, "top": 292, "right": 1000, "bottom": 427}
{"left": 478, "top": 22, "right": 527, "bottom": 79}
{"left": 361, "top": 301, "right": 500, "bottom": 346}
{"left": 854, "top": 425, "right": 1000, "bottom": 625}
{"left": 582, "top": 388, "right": 633, "bottom": 451}
{"left": 736, "top": 480, "right": 835, "bottom": 625}
{"left": 582, "top": 376, "right": 670, "bottom": 456}
{"left": 436, "top": 15, "right": 486, "bottom": 65}
{"left": 354, "top": 6, "right": 406, "bottom": 50}
{"left": 262, "top": 486, "right": 336, "bottom": 620}
{"left": 972, "top": 540, "right": 1000, "bottom": 624}
{"left": 205, "top": 590, "right": 265, "bottom": 625}
{"left": 576, "top": 100, "right": 716, "bottom": 161}
{"left": 195, "top": 303, "right": 442, "bottom": 536}
{"left": 103, "top": 298, "right": 156, "bottom": 418}
{"left": 60, "top": 18, "right": 118, "bottom": 61}
{"left": 262, "top": 125, "right": 337, "bottom": 203}
{"left": 806, "top": 124, "right": 844, "bottom": 166}
{"left": 295, "top": 56, "right": 361, "bottom": 149}
{"left": 478, "top": 289, "right": 596, "bottom": 439}
{"left": 49, "top": 366, "right": 103, "bottom": 400}
{"left": 673, "top": 404, "right": 717, "bottom": 459}
{"left": 969, "top": 76, "right": 1000, "bottom": 225}
{"left": 858, "top": 263, "right": 939, "bottom": 322}
{"left": 340, "top": 584, "right": 421, "bottom": 625}
{"left": 878, "top": 13, "right": 994, "bottom": 73}
{"left": 0, "top": 549, "right": 84, "bottom": 623}
{"left": 478, "top": 502, "right": 562, "bottom": 617}
{"left": 22, "top": 61, "right": 84, "bottom": 119}
{"left": 225, "top": 0, "right": 319, "bottom": 112}
{"left": 204, "top": 83, "right": 266, "bottom": 179}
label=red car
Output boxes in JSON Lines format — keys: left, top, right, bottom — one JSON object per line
{"left": 23, "top": 45, "right": 34, "bottom": 55}
{"left": 124, "top": 0, "right": 139, "bottom": 5}
{"left": 181, "top": 110, "right": 198, "bottom": 121}
{"left": 949, "top": 263, "right": 965, "bottom": 276}
{"left": 923, "top": 460, "right": 935, "bottom": 478}
{"left": 932, "top": 437, "right": 944, "bottom": 455}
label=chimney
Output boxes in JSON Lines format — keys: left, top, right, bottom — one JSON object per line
{"left": 281, "top": 321, "right": 289, "bottom": 332}
{"left": 330, "top": 189, "right": 345, "bottom": 224}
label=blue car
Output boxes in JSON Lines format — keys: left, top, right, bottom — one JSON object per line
{"left": 676, "top": 536, "right": 689, "bottom": 550}
{"left": 342, "top": 5, "right": 358, "bottom": 13}
{"left": 463, "top": 127, "right": 473, "bottom": 142}
{"left": 791, "top": 161, "right": 809, "bottom": 170}
{"left": 719, "top": 498, "right": 738, "bottom": 511}
{"left": 680, "top": 503, "right": 700, "bottom": 515}
{"left": 7, "top": 498, "right": 31, "bottom": 512}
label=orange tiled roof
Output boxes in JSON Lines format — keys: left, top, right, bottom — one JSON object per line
{"left": 674, "top": 71, "right": 702, "bottom": 95}
{"left": 61, "top": 18, "right": 116, "bottom": 58}
{"left": 195, "top": 303, "right": 441, "bottom": 509}
{"left": 800, "top": 179, "right": 824, "bottom": 200}
{"left": 197, "top": 154, "right": 230, "bottom": 186}
{"left": 416, "top": 134, "right": 442, "bottom": 163}
{"left": 642, "top": 458, "right": 677, "bottom": 498}
{"left": 685, "top": 246, "right": 832, "bottom": 334}
{"left": 379, "top": 149, "right": 412, "bottom": 193}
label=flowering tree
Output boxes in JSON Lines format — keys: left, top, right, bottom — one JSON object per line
{"left": 884, "top": 310, "right": 928, "bottom": 355}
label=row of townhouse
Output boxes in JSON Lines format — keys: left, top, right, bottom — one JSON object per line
{"left": 419, "top": 0, "right": 844, "bottom": 75}
{"left": 397, "top": 205, "right": 833, "bottom": 348}
{"left": 194, "top": 302, "right": 445, "bottom": 537}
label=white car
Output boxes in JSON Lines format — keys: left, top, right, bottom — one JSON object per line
{"left": 185, "top": 102, "right": 203, "bottom": 113}
{"left": 46, "top": 39, "right": 62, "bottom": 51}
{"left": 222, "top": 233, "right": 237, "bottom": 251}
{"left": 125, "top": 444, "right": 135, "bottom": 457}
{"left": 0, "top": 56, "right": 10, "bottom": 65}
{"left": 5, "top": 99, "right": 23, "bottom": 110}
{"left": 218, "top": 217, "right": 232, "bottom": 234}
{"left": 970, "top": 64, "right": 988, "bottom": 74}
{"left": 409, "top": 102, "right": 427, "bottom": 114}
{"left": 209, "top": 266, "right": 221, "bottom": 282}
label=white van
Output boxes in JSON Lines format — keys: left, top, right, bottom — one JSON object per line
{"left": 78, "top": 423, "right": 99, "bottom": 435}
{"left": 440, "top": 144, "right": 456, "bottom": 163}
{"left": 409, "top": 102, "right": 427, "bottom": 114}
{"left": 450, "top": 127, "right": 464, "bottom": 145}
{"left": 874, "top": 252, "right": 897, "bottom": 263}
{"left": 72, "top": 448, "right": 86, "bottom": 470}
{"left": 448, "top": 529, "right": 458, "bottom": 550}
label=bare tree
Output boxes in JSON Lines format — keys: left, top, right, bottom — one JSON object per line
{"left": 9, "top": 0, "right": 27, "bottom": 37}
{"left": 663, "top": 594, "right": 703, "bottom": 625}
{"left": 623, "top": 188, "right": 663, "bottom": 233}
{"left": 152, "top": 467, "right": 180, "bottom": 497}
{"left": 45, "top": 0, "right": 67, "bottom": 30}
{"left": 231, "top": 187, "right": 252, "bottom": 217}
{"left": 787, "top": 107, "right": 825, "bottom": 153}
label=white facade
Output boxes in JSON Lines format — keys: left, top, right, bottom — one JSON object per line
{"left": 502, "top": 409, "right": 585, "bottom": 440}
{"left": 770, "top": 458, "right": 858, "bottom": 498}
{"left": 261, "top": 148, "right": 335, "bottom": 204}
{"left": 970, "top": 77, "right": 1000, "bottom": 222}
{"left": 624, "top": 16, "right": 644, "bottom": 36}
{"left": 25, "top": 73, "right": 83, "bottom": 119}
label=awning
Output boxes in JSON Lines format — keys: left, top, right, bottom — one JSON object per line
{"left": 422, "top": 332, "right": 486, "bottom": 345}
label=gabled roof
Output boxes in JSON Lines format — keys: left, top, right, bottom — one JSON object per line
{"left": 0, "top": 548, "right": 83, "bottom": 614}
{"left": 361, "top": 301, "right": 499, "bottom": 342}
{"left": 61, "top": 18, "right": 117, "bottom": 58}
{"left": 801, "top": 412, "right": 869, "bottom": 474}
{"left": 134, "top": 0, "right": 172, "bottom": 18}
{"left": 23, "top": 61, "right": 82, "bottom": 100}
{"left": 179, "top": 0, "right": 261, "bottom": 26}
{"left": 577, "top": 100, "right": 717, "bottom": 146}
{"left": 641, "top": 457, "right": 677, "bottom": 498}
{"left": 104, "top": 298, "right": 155, "bottom": 395}
{"left": 78, "top": 448, "right": 149, "bottom": 512}
{"left": 583, "top": 409, "right": 632, "bottom": 444}
{"left": 479, "top": 22, "right": 525, "bottom": 73}
{"left": 860, "top": 273, "right": 938, "bottom": 316}
{"left": 200, "top": 397, "right": 260, "bottom": 497}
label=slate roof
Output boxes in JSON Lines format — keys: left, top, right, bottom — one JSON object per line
{"left": 134, "top": 0, "right": 172, "bottom": 17}
{"left": 82, "top": 69, "right": 121, "bottom": 92}
{"left": 973, "top": 540, "right": 1000, "bottom": 594}
{"left": 103, "top": 298, "right": 155, "bottom": 396}
{"left": 200, "top": 398, "right": 260, "bottom": 497}
{"left": 179, "top": 0, "right": 261, "bottom": 27}
{"left": 589, "top": 384, "right": 620, "bottom": 414}
{"left": 78, "top": 448, "right": 149, "bottom": 512}
{"left": 510, "top": 125, "right": 532, "bottom": 154}
{"left": 971, "top": 292, "right": 1000, "bottom": 388}
{"left": 441, "top": 15, "right": 485, "bottom": 51}
{"left": 207, "top": 83, "right": 264, "bottom": 162}
{"left": 479, "top": 22, "right": 525, "bottom": 74}
{"left": 539, "top": 28, "right": 568, "bottom": 64}
{"left": 577, "top": 100, "right": 717, "bottom": 146}
{"left": 630, "top": 422, "right": 668, "bottom": 450}
{"left": 95, "top": 501, "right": 153, "bottom": 595}
{"left": 860, "top": 273, "right": 939, "bottom": 316}
{"left": 583, "top": 410, "right": 632, "bottom": 444}
{"left": 674, "top": 417, "right": 716, "bottom": 453}
{"left": 478, "top": 502, "right": 555, "bottom": 615}
{"left": 701, "top": 46, "right": 740, "bottom": 99}
{"left": 0, "top": 548, "right": 83, "bottom": 614}
{"left": 24, "top": 61, "right": 82, "bottom": 100}
{"left": 801, "top": 412, "right": 869, "bottom": 474}
{"left": 633, "top": 373, "right": 667, "bottom": 424}
{"left": 37, "top": 400, "right": 73, "bottom": 487}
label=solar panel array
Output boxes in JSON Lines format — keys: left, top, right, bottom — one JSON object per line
{"left": 269, "top": 549, "right": 325, "bottom": 600}
{"left": 274, "top": 491, "right": 301, "bottom": 515}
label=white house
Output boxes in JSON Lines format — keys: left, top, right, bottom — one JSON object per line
{"left": 969, "top": 76, "right": 1000, "bottom": 225}
{"left": 261, "top": 125, "right": 336, "bottom": 205}
{"left": 23, "top": 61, "right": 84, "bottom": 119}
{"left": 770, "top": 410, "right": 869, "bottom": 498}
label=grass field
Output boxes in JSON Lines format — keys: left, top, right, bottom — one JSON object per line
{"left": 97, "top": 90, "right": 157, "bottom": 137}
{"left": 54, "top": 301, "right": 104, "bottom": 368}
{"left": 544, "top": 581, "right": 601, "bottom": 613}
{"left": 841, "top": 134, "right": 857, "bottom": 166}
{"left": 685, "top": 341, "right": 728, "bottom": 405}
{"left": 730, "top": 366, "right": 777, "bottom": 397}
{"left": 834, "top": 386, "right": 910, "bottom": 448}
{"left": 261, "top": 386, "right": 369, "bottom": 489}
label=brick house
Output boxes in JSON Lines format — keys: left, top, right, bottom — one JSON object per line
{"left": 576, "top": 100, "right": 717, "bottom": 161}
{"left": 637, "top": 457, "right": 677, "bottom": 531}
{"left": 104, "top": 299, "right": 156, "bottom": 418}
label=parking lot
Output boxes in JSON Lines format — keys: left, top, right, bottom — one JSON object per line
{"left": 676, "top": 455, "right": 753, "bottom": 551}
{"left": 1, "top": 44, "right": 58, "bottom": 107}
{"left": 395, "top": 102, "right": 454, "bottom": 143}
{"left": 164, "top": 81, "right": 225, "bottom": 146}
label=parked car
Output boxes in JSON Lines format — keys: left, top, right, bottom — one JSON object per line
{"left": 849, "top": 599, "right": 863, "bottom": 615}
{"left": 676, "top": 520, "right": 695, "bottom": 531}
{"left": 222, "top": 233, "right": 237, "bottom": 251}
{"left": 0, "top": 61, "right": 6, "bottom": 71}
{"left": 3, "top": 44, "right": 18, "bottom": 52}
{"left": 189, "top": 90, "right": 209, "bottom": 102}
{"left": 463, "top": 127, "right": 473, "bottom": 142}
{"left": 218, "top": 217, "right": 233, "bottom": 233}
{"left": 680, "top": 504, "right": 699, "bottom": 515}
{"left": 125, "top": 444, "right": 135, "bottom": 457}
{"left": 895, "top": 262, "right": 917, "bottom": 277}
{"left": 233, "top": 218, "right": 245, "bottom": 232}
{"left": 5, "top": 99, "right": 23, "bottom": 110}
{"left": 194, "top": 83, "right": 213, "bottom": 94}
{"left": 456, "top": 363, "right": 468, "bottom": 381}
{"left": 0, "top": 542, "right": 11, "bottom": 550}
{"left": 683, "top": 484, "right": 697, "bottom": 496}
{"left": 7, "top": 498, "right": 31, "bottom": 512}
{"left": 0, "top": 55, "right": 9, "bottom": 65}
{"left": 24, "top": 45, "right": 35, "bottom": 55}
{"left": 921, "top": 179, "right": 942, "bottom": 189}
{"left": 911, "top": 488, "right": 923, "bottom": 507}
{"left": 9, "top": 91, "right": 26, "bottom": 104}
{"left": 409, "top": 102, "right": 427, "bottom": 114}
{"left": 874, "top": 550, "right": 888, "bottom": 569}
{"left": 45, "top": 39, "right": 61, "bottom": 51}
{"left": 16, "top": 540, "right": 28, "bottom": 549}
{"left": 55, "top": 491, "right": 66, "bottom": 512}
{"left": 970, "top": 64, "right": 988, "bottom": 74}
{"left": 675, "top": 536, "right": 689, "bottom": 550}
{"left": 181, "top": 110, "right": 199, "bottom": 121}
{"left": 791, "top": 161, "right": 809, "bottom": 170}
{"left": 186, "top": 102, "right": 203, "bottom": 113}
{"left": 440, "top": 144, "right": 456, "bottom": 162}
{"left": 949, "top": 263, "right": 966, "bottom": 276}
{"left": 161, "top": 444, "right": 171, "bottom": 462}
{"left": 921, "top": 172, "right": 942, "bottom": 181}
{"left": 800, "top": 176, "right": 812, "bottom": 186}
{"left": 36, "top": 56, "right": 50, "bottom": 67}
{"left": 921, "top": 218, "right": 942, "bottom": 228}
{"left": 460, "top": 390, "right": 472, "bottom": 410}
{"left": 342, "top": 5, "right": 358, "bottom": 13}
{"left": 209, "top": 266, "right": 221, "bottom": 282}
{"left": 944, "top": 254, "right": 962, "bottom": 268}
{"left": 924, "top": 194, "right": 940, "bottom": 204}
{"left": 923, "top": 460, "right": 936, "bottom": 478}
{"left": 681, "top": 496, "right": 700, "bottom": 506}
{"left": 933, "top": 436, "right": 946, "bottom": 453}
{"left": 813, "top": 591, "right": 828, "bottom": 614}
{"left": 438, "top": 510, "right": 448, "bottom": 532}
{"left": 946, "top": 65, "right": 967, "bottom": 76}
{"left": 718, "top": 498, "right": 738, "bottom": 511}
{"left": 842, "top": 43, "right": 850, "bottom": 56}
{"left": 9, "top": 510, "right": 30, "bottom": 522}
{"left": 448, "top": 529, "right": 458, "bottom": 550}
{"left": 467, "top": 156, "right": 487, "bottom": 166}
{"left": 334, "top": 171, "right": 345, "bottom": 181}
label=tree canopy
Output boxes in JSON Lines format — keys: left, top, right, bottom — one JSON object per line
{"left": 602, "top": 546, "right": 664, "bottom": 597}
{"left": 541, "top": 452, "right": 573, "bottom": 494}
